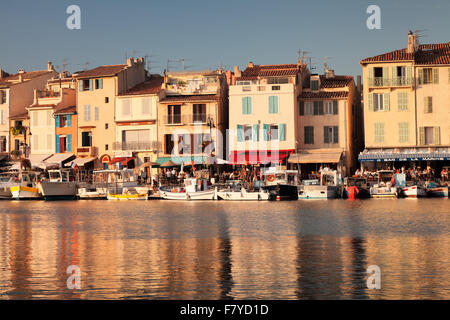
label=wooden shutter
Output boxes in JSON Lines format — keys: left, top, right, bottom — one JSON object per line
{"left": 299, "top": 101, "right": 304, "bottom": 115}
{"left": 78, "top": 81, "right": 83, "bottom": 91}
{"left": 368, "top": 93, "right": 373, "bottom": 112}
{"left": 368, "top": 67, "right": 374, "bottom": 86}
{"left": 279, "top": 124, "right": 286, "bottom": 141}
{"left": 67, "top": 115, "right": 71, "bottom": 127}
{"left": 319, "top": 101, "right": 324, "bottom": 115}
{"left": 55, "top": 115, "right": 60, "bottom": 128}
{"left": 273, "top": 96, "right": 278, "bottom": 113}
{"left": 424, "top": 97, "right": 432, "bottom": 113}
{"left": 253, "top": 124, "right": 259, "bottom": 141}
{"left": 324, "top": 126, "right": 329, "bottom": 143}
{"left": 419, "top": 127, "right": 425, "bottom": 145}
{"left": 383, "top": 93, "right": 390, "bottom": 111}
{"left": 67, "top": 134, "right": 71, "bottom": 152}
{"left": 242, "top": 97, "right": 247, "bottom": 114}
{"left": 432, "top": 68, "right": 439, "bottom": 84}
{"left": 333, "top": 126, "right": 338, "bottom": 143}
{"left": 263, "top": 124, "right": 269, "bottom": 141}
{"left": 406, "top": 66, "right": 412, "bottom": 84}
{"left": 237, "top": 125, "right": 243, "bottom": 142}
{"left": 434, "top": 127, "right": 440, "bottom": 145}
{"left": 418, "top": 69, "right": 423, "bottom": 85}
{"left": 56, "top": 134, "right": 60, "bottom": 153}
{"left": 382, "top": 66, "right": 389, "bottom": 85}
{"left": 333, "top": 100, "right": 338, "bottom": 114}
{"left": 89, "top": 79, "right": 93, "bottom": 91}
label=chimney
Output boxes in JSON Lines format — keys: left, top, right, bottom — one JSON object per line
{"left": 18, "top": 69, "right": 25, "bottom": 74}
{"left": 127, "top": 58, "right": 134, "bottom": 67}
{"left": 247, "top": 61, "right": 254, "bottom": 68}
{"left": 325, "top": 68, "right": 335, "bottom": 79}
{"left": 357, "top": 75, "right": 362, "bottom": 93}
{"left": 234, "top": 65, "right": 241, "bottom": 78}
{"left": 406, "top": 30, "right": 419, "bottom": 54}
{"left": 18, "top": 74, "right": 23, "bottom": 82}
{"left": 47, "top": 61, "right": 54, "bottom": 71}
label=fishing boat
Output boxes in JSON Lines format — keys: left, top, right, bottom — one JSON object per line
{"left": 37, "top": 169, "right": 77, "bottom": 200}
{"left": 159, "top": 177, "right": 217, "bottom": 200}
{"left": 369, "top": 170, "right": 400, "bottom": 198}
{"left": 343, "top": 177, "right": 371, "bottom": 199}
{"left": 216, "top": 184, "right": 270, "bottom": 200}
{"left": 426, "top": 182, "right": 449, "bottom": 198}
{"left": 298, "top": 169, "right": 340, "bottom": 199}
{"left": 402, "top": 185, "right": 427, "bottom": 198}
{"left": 10, "top": 171, "right": 43, "bottom": 200}
{"left": 0, "top": 173, "right": 16, "bottom": 199}
{"left": 262, "top": 169, "right": 299, "bottom": 200}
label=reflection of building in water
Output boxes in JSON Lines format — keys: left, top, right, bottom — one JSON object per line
{"left": 0, "top": 214, "right": 12, "bottom": 295}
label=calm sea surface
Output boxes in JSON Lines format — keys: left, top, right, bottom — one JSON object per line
{"left": 0, "top": 199, "right": 448, "bottom": 300}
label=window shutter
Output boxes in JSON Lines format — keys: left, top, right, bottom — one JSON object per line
{"left": 368, "top": 93, "right": 373, "bottom": 112}
{"left": 78, "top": 81, "right": 83, "bottom": 91}
{"left": 392, "top": 67, "right": 396, "bottom": 83}
{"left": 418, "top": 69, "right": 423, "bottom": 85}
{"left": 268, "top": 96, "right": 273, "bottom": 113}
{"left": 424, "top": 97, "right": 433, "bottom": 113}
{"left": 252, "top": 124, "right": 259, "bottom": 141}
{"left": 242, "top": 97, "right": 247, "bottom": 114}
{"left": 67, "top": 115, "right": 71, "bottom": 127}
{"left": 406, "top": 66, "right": 412, "bottom": 84}
{"left": 236, "top": 125, "right": 243, "bottom": 142}
{"left": 324, "top": 126, "right": 329, "bottom": 143}
{"left": 434, "top": 127, "right": 440, "bottom": 145}
{"left": 368, "top": 67, "right": 374, "bottom": 86}
{"left": 299, "top": 101, "right": 304, "bottom": 115}
{"left": 383, "top": 93, "right": 390, "bottom": 111}
{"left": 247, "top": 97, "right": 252, "bottom": 114}
{"left": 382, "top": 66, "right": 389, "bottom": 85}
{"left": 263, "top": 124, "right": 269, "bottom": 141}
{"left": 56, "top": 134, "right": 60, "bottom": 153}
{"left": 419, "top": 127, "right": 425, "bottom": 145}
{"left": 333, "top": 126, "right": 339, "bottom": 143}
{"left": 432, "top": 68, "right": 439, "bottom": 84}
{"left": 279, "top": 123, "right": 286, "bottom": 141}
{"left": 55, "top": 115, "right": 60, "bottom": 128}
{"left": 89, "top": 79, "right": 93, "bottom": 91}
{"left": 98, "top": 79, "right": 103, "bottom": 89}
{"left": 273, "top": 96, "right": 278, "bottom": 113}
{"left": 67, "top": 134, "right": 71, "bottom": 152}
{"left": 319, "top": 101, "right": 324, "bottom": 115}
{"left": 333, "top": 100, "right": 338, "bottom": 114}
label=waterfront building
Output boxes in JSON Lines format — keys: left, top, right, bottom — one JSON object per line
{"left": 157, "top": 69, "right": 228, "bottom": 166}
{"left": 291, "top": 66, "right": 361, "bottom": 178}
{"left": 228, "top": 62, "right": 308, "bottom": 165}
{"left": 74, "top": 58, "right": 146, "bottom": 169}
{"left": 359, "top": 32, "right": 450, "bottom": 171}
{"left": 0, "top": 62, "right": 57, "bottom": 159}
{"left": 113, "top": 75, "right": 164, "bottom": 169}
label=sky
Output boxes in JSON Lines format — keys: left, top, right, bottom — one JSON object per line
{"left": 1, "top": 0, "right": 449, "bottom": 80}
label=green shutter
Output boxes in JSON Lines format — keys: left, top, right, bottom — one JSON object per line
{"left": 67, "top": 114, "right": 71, "bottom": 127}
{"left": 434, "top": 127, "right": 441, "bottom": 145}
{"left": 424, "top": 97, "right": 432, "bottom": 113}
{"left": 55, "top": 115, "right": 60, "bottom": 128}
{"left": 419, "top": 127, "right": 425, "bottom": 145}
{"left": 248, "top": 97, "right": 252, "bottom": 114}
{"left": 333, "top": 126, "right": 338, "bottom": 143}
{"left": 78, "top": 81, "right": 83, "bottom": 91}
{"left": 383, "top": 93, "right": 390, "bottom": 111}
{"left": 418, "top": 69, "right": 423, "bottom": 85}
{"left": 237, "top": 125, "right": 243, "bottom": 142}
{"left": 392, "top": 66, "right": 396, "bottom": 84}
{"left": 368, "top": 93, "right": 373, "bottom": 112}
{"left": 406, "top": 66, "right": 412, "bottom": 84}
{"left": 252, "top": 124, "right": 259, "bottom": 141}
{"left": 432, "top": 68, "right": 439, "bottom": 84}
{"left": 56, "top": 135, "right": 60, "bottom": 153}
{"left": 67, "top": 134, "right": 71, "bottom": 152}
{"left": 299, "top": 101, "right": 304, "bottom": 115}
{"left": 319, "top": 101, "right": 324, "bottom": 115}
{"left": 268, "top": 96, "right": 273, "bottom": 113}
{"left": 89, "top": 79, "right": 93, "bottom": 91}
{"left": 368, "top": 67, "right": 374, "bottom": 86}
{"left": 324, "top": 126, "right": 329, "bottom": 143}
{"left": 333, "top": 100, "right": 338, "bottom": 114}
{"left": 98, "top": 79, "right": 103, "bottom": 89}
{"left": 242, "top": 97, "right": 247, "bottom": 114}
{"left": 382, "top": 66, "right": 389, "bottom": 85}
{"left": 279, "top": 124, "right": 286, "bottom": 141}
{"left": 273, "top": 96, "right": 278, "bottom": 113}
{"left": 263, "top": 124, "right": 269, "bottom": 141}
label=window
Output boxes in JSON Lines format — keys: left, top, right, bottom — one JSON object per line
{"left": 94, "top": 107, "right": 99, "bottom": 121}
{"left": 424, "top": 96, "right": 433, "bottom": 113}
{"left": 243, "top": 125, "right": 252, "bottom": 141}
{"left": 56, "top": 135, "right": 65, "bottom": 152}
{"left": 398, "top": 92, "right": 408, "bottom": 111}
{"left": 142, "top": 97, "right": 151, "bottom": 115}
{"left": 299, "top": 101, "right": 304, "bottom": 115}
{"left": 420, "top": 127, "right": 441, "bottom": 145}
{"left": 105, "top": 144, "right": 108, "bottom": 151}
{"left": 59, "top": 115, "right": 68, "bottom": 127}
{"left": 121, "top": 129, "right": 150, "bottom": 150}
{"left": 81, "top": 132, "right": 92, "bottom": 147}
{"left": 178, "top": 134, "right": 192, "bottom": 155}
{"left": 242, "top": 97, "right": 252, "bottom": 114}
{"left": 419, "top": 68, "right": 439, "bottom": 85}
{"left": 167, "top": 105, "right": 181, "bottom": 124}
{"left": 84, "top": 105, "right": 91, "bottom": 121}
{"left": 122, "top": 99, "right": 131, "bottom": 116}
{"left": 372, "top": 93, "right": 389, "bottom": 112}
{"left": 271, "top": 85, "right": 280, "bottom": 91}
{"left": 305, "top": 102, "right": 314, "bottom": 115}
{"left": 105, "top": 123, "right": 109, "bottom": 129}
{"left": 269, "top": 125, "right": 278, "bottom": 140}
{"left": 267, "top": 77, "right": 288, "bottom": 84}
{"left": 105, "top": 97, "right": 109, "bottom": 103}
{"left": 324, "top": 100, "right": 338, "bottom": 115}
{"left": 33, "top": 135, "right": 39, "bottom": 150}
{"left": 95, "top": 79, "right": 103, "bottom": 89}
{"left": 268, "top": 96, "right": 278, "bottom": 114}
{"left": 0, "top": 136, "right": 6, "bottom": 152}
{"left": 374, "top": 123, "right": 384, "bottom": 143}
{"left": 311, "top": 80, "right": 319, "bottom": 90}
{"left": 0, "top": 90, "right": 6, "bottom": 104}
{"left": 0, "top": 109, "right": 5, "bottom": 124}
{"left": 399, "top": 122, "right": 409, "bottom": 143}
{"left": 193, "top": 133, "right": 211, "bottom": 154}
{"left": 313, "top": 101, "right": 324, "bottom": 115}
{"left": 324, "top": 126, "right": 338, "bottom": 144}
{"left": 165, "top": 134, "right": 174, "bottom": 154}
{"left": 304, "top": 126, "right": 314, "bottom": 144}
{"left": 80, "top": 79, "right": 92, "bottom": 91}
{"left": 425, "top": 127, "right": 434, "bottom": 145}
{"left": 193, "top": 104, "right": 206, "bottom": 122}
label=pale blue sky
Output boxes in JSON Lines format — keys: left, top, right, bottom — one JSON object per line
{"left": 1, "top": 0, "right": 449, "bottom": 79}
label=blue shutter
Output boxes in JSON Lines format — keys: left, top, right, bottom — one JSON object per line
{"left": 252, "top": 124, "right": 259, "bottom": 141}
{"left": 263, "top": 124, "right": 269, "bottom": 141}
{"left": 237, "top": 125, "right": 243, "bottom": 142}
{"left": 279, "top": 123, "right": 286, "bottom": 141}
{"left": 273, "top": 96, "right": 278, "bottom": 113}
{"left": 67, "top": 134, "right": 71, "bottom": 152}
{"left": 89, "top": 79, "right": 93, "bottom": 91}
{"left": 247, "top": 97, "right": 252, "bottom": 114}
{"left": 55, "top": 115, "right": 60, "bottom": 128}
{"left": 98, "top": 79, "right": 103, "bottom": 89}
{"left": 242, "top": 97, "right": 247, "bottom": 114}
{"left": 56, "top": 135, "right": 60, "bottom": 153}
{"left": 67, "top": 115, "right": 71, "bottom": 127}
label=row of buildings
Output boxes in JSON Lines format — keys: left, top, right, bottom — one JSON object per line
{"left": 0, "top": 32, "right": 448, "bottom": 176}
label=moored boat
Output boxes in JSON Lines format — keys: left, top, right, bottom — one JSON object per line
{"left": 426, "top": 182, "right": 449, "bottom": 198}
{"left": 216, "top": 184, "right": 269, "bottom": 200}
{"left": 107, "top": 187, "right": 148, "bottom": 200}
{"left": 369, "top": 170, "right": 400, "bottom": 198}
{"left": 402, "top": 185, "right": 427, "bottom": 198}
{"left": 10, "top": 171, "right": 42, "bottom": 200}
{"left": 298, "top": 169, "right": 340, "bottom": 199}
{"left": 159, "top": 178, "right": 217, "bottom": 200}
{"left": 38, "top": 169, "right": 77, "bottom": 200}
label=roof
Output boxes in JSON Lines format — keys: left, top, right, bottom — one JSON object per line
{"left": 319, "top": 75, "right": 353, "bottom": 88}
{"left": 118, "top": 76, "right": 163, "bottom": 96}
{"left": 236, "top": 63, "right": 301, "bottom": 81}
{"left": 55, "top": 105, "right": 76, "bottom": 114}
{"left": 298, "top": 91, "right": 349, "bottom": 100}
{"left": 0, "top": 70, "right": 54, "bottom": 87}
{"left": 10, "top": 111, "right": 29, "bottom": 119}
{"left": 361, "top": 42, "right": 450, "bottom": 65}
{"left": 159, "top": 94, "right": 219, "bottom": 103}
{"left": 74, "top": 64, "right": 127, "bottom": 78}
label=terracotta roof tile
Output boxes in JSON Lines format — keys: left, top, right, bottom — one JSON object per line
{"left": 160, "top": 94, "right": 218, "bottom": 103}
{"left": 118, "top": 76, "right": 163, "bottom": 96}
{"left": 74, "top": 64, "right": 127, "bottom": 78}
{"left": 55, "top": 105, "right": 76, "bottom": 114}
{"left": 319, "top": 75, "right": 353, "bottom": 88}
{"left": 298, "top": 91, "right": 348, "bottom": 99}
{"left": 236, "top": 63, "right": 301, "bottom": 81}
{"left": 0, "top": 70, "right": 54, "bottom": 87}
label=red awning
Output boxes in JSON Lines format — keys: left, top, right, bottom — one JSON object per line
{"left": 108, "top": 157, "right": 134, "bottom": 165}
{"left": 228, "top": 150, "right": 294, "bottom": 165}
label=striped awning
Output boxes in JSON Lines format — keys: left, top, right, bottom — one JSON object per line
{"left": 288, "top": 151, "right": 342, "bottom": 164}
{"left": 358, "top": 152, "right": 450, "bottom": 162}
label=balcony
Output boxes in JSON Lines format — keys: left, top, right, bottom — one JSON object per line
{"left": 76, "top": 146, "right": 97, "bottom": 157}
{"left": 165, "top": 83, "right": 218, "bottom": 95}
{"left": 369, "top": 77, "right": 412, "bottom": 87}
{"left": 112, "top": 141, "right": 160, "bottom": 151}
{"left": 229, "top": 82, "right": 294, "bottom": 95}
{"left": 162, "top": 113, "right": 213, "bottom": 125}
{"left": 37, "top": 90, "right": 61, "bottom": 98}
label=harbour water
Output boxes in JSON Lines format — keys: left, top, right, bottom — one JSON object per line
{"left": 0, "top": 199, "right": 448, "bottom": 299}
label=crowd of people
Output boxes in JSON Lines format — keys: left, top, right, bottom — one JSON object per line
{"left": 353, "top": 166, "right": 449, "bottom": 184}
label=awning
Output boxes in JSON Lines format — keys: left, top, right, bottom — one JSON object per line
{"left": 70, "top": 157, "right": 96, "bottom": 167}
{"left": 228, "top": 150, "right": 294, "bottom": 165}
{"left": 156, "top": 156, "right": 209, "bottom": 165}
{"left": 358, "top": 151, "right": 450, "bottom": 162}
{"left": 288, "top": 151, "right": 342, "bottom": 164}
{"left": 108, "top": 157, "right": 135, "bottom": 165}
{"left": 28, "top": 154, "right": 53, "bottom": 166}
{"left": 44, "top": 153, "right": 75, "bottom": 166}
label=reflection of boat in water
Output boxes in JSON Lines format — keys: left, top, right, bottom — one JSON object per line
{"left": 159, "top": 178, "right": 216, "bottom": 200}
{"left": 298, "top": 169, "right": 340, "bottom": 199}
{"left": 38, "top": 169, "right": 77, "bottom": 200}
{"left": 10, "top": 171, "right": 43, "bottom": 200}
{"left": 217, "top": 183, "right": 269, "bottom": 201}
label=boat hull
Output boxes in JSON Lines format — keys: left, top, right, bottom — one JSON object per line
{"left": 298, "top": 185, "right": 339, "bottom": 199}
{"left": 39, "top": 181, "right": 78, "bottom": 200}
{"left": 107, "top": 193, "right": 148, "bottom": 200}
{"left": 427, "top": 187, "right": 449, "bottom": 198}
{"left": 10, "top": 185, "right": 42, "bottom": 200}
{"left": 402, "top": 186, "right": 427, "bottom": 198}
{"left": 0, "top": 186, "right": 12, "bottom": 199}
{"left": 159, "top": 188, "right": 216, "bottom": 200}
{"left": 216, "top": 190, "right": 269, "bottom": 200}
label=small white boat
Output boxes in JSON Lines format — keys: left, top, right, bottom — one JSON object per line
{"left": 10, "top": 171, "right": 42, "bottom": 200}
{"left": 298, "top": 169, "right": 340, "bottom": 199}
{"left": 217, "top": 185, "right": 269, "bottom": 200}
{"left": 402, "top": 185, "right": 427, "bottom": 198}
{"left": 369, "top": 170, "right": 400, "bottom": 198}
{"left": 160, "top": 178, "right": 216, "bottom": 200}
{"left": 38, "top": 169, "right": 77, "bottom": 200}
{"left": 0, "top": 173, "right": 16, "bottom": 199}
{"left": 107, "top": 187, "right": 148, "bottom": 200}
{"left": 426, "top": 183, "right": 449, "bottom": 198}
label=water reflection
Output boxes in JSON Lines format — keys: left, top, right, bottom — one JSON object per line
{"left": 0, "top": 199, "right": 448, "bottom": 299}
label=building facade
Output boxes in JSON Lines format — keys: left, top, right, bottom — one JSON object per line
{"left": 359, "top": 32, "right": 450, "bottom": 171}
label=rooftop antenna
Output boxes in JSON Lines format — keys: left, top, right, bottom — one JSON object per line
{"left": 301, "top": 50, "right": 311, "bottom": 66}
{"left": 307, "top": 57, "right": 317, "bottom": 72}
{"left": 323, "top": 56, "right": 333, "bottom": 72}
{"left": 79, "top": 61, "right": 90, "bottom": 71}
{"left": 144, "top": 54, "right": 160, "bottom": 74}
{"left": 414, "top": 29, "right": 427, "bottom": 44}
{"left": 61, "top": 58, "right": 69, "bottom": 73}
{"left": 167, "top": 58, "right": 192, "bottom": 72}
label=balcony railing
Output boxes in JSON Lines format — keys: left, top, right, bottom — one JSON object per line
{"left": 76, "top": 146, "right": 97, "bottom": 157}
{"left": 369, "top": 77, "right": 412, "bottom": 87}
{"left": 162, "top": 113, "right": 213, "bottom": 125}
{"left": 37, "top": 90, "right": 61, "bottom": 98}
{"left": 112, "top": 141, "right": 160, "bottom": 151}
